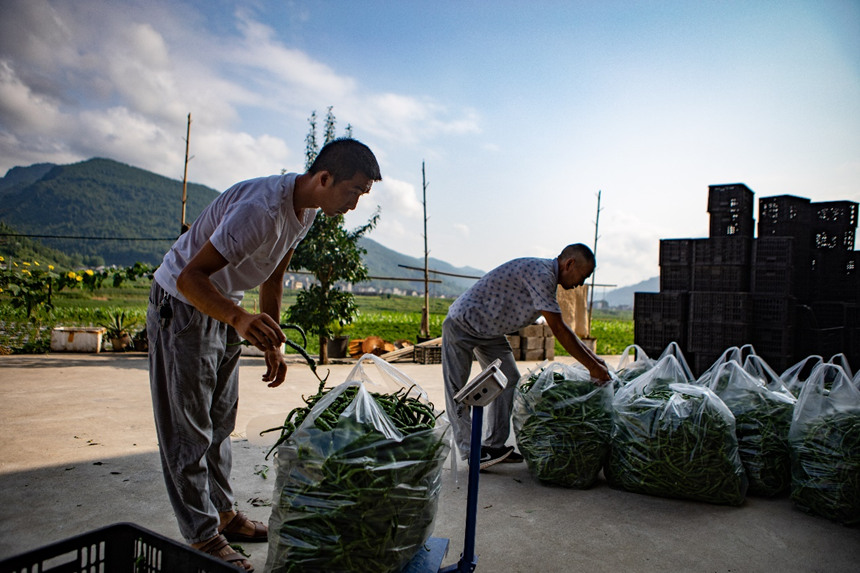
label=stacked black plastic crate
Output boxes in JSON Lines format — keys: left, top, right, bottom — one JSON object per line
{"left": 752, "top": 195, "right": 812, "bottom": 372}
{"left": 634, "top": 239, "right": 693, "bottom": 357}
{"left": 805, "top": 201, "right": 859, "bottom": 364}
{"left": 633, "top": 184, "right": 858, "bottom": 375}
{"left": 688, "top": 184, "right": 755, "bottom": 374}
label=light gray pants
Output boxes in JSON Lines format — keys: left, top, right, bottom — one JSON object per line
{"left": 442, "top": 318, "right": 521, "bottom": 459}
{"left": 147, "top": 281, "right": 242, "bottom": 543}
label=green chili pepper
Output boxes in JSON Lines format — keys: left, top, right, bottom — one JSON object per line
{"left": 607, "top": 376, "right": 748, "bottom": 506}
{"left": 790, "top": 411, "right": 860, "bottom": 525}
{"left": 265, "top": 377, "right": 451, "bottom": 573}
{"left": 514, "top": 370, "right": 613, "bottom": 489}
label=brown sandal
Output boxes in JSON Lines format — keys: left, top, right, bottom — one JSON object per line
{"left": 196, "top": 533, "right": 254, "bottom": 572}
{"left": 220, "top": 511, "right": 268, "bottom": 542}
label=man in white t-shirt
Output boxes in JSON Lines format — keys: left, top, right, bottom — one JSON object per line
{"left": 442, "top": 244, "right": 611, "bottom": 470}
{"left": 146, "top": 138, "right": 381, "bottom": 571}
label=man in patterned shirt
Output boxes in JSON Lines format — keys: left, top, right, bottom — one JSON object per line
{"left": 442, "top": 243, "right": 611, "bottom": 469}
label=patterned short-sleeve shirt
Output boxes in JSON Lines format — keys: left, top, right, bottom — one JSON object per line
{"left": 447, "top": 257, "right": 561, "bottom": 338}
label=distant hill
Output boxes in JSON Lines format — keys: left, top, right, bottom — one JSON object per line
{"left": 0, "top": 157, "right": 658, "bottom": 300}
{"left": 598, "top": 276, "right": 659, "bottom": 308}
{"left": 357, "top": 237, "right": 484, "bottom": 298}
{"left": 0, "top": 158, "right": 218, "bottom": 267}
{"left": 0, "top": 158, "right": 483, "bottom": 296}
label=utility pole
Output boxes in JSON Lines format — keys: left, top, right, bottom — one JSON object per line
{"left": 419, "top": 162, "right": 431, "bottom": 340}
{"left": 587, "top": 190, "right": 602, "bottom": 336}
{"left": 180, "top": 113, "right": 192, "bottom": 234}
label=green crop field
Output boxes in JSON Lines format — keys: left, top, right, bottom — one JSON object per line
{"left": 0, "top": 280, "right": 633, "bottom": 356}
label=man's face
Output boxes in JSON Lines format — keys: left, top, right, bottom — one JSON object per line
{"left": 319, "top": 172, "right": 373, "bottom": 216}
{"left": 559, "top": 258, "right": 593, "bottom": 290}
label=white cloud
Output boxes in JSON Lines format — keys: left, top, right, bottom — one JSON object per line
{"left": 0, "top": 60, "right": 63, "bottom": 132}
{"left": 0, "top": 1, "right": 482, "bottom": 192}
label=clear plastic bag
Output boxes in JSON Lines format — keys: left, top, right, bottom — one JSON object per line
{"left": 696, "top": 344, "right": 756, "bottom": 387}
{"left": 265, "top": 355, "right": 451, "bottom": 573}
{"left": 657, "top": 341, "right": 695, "bottom": 382}
{"left": 709, "top": 361, "right": 796, "bottom": 497}
{"left": 613, "top": 345, "right": 654, "bottom": 388}
{"left": 606, "top": 355, "right": 748, "bottom": 505}
{"left": 789, "top": 363, "right": 860, "bottom": 525}
{"left": 513, "top": 362, "right": 613, "bottom": 488}
{"left": 780, "top": 355, "right": 823, "bottom": 397}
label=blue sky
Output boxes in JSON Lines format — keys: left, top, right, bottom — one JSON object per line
{"left": 1, "top": 0, "right": 858, "bottom": 293}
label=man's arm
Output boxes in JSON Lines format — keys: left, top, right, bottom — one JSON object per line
{"left": 176, "top": 240, "right": 286, "bottom": 352}
{"left": 256, "top": 249, "right": 294, "bottom": 387}
{"left": 541, "top": 310, "right": 610, "bottom": 383}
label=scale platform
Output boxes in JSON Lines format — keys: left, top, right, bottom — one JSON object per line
{"left": 401, "top": 537, "right": 450, "bottom": 572}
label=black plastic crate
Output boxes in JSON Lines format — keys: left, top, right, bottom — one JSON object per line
{"left": 709, "top": 212, "right": 755, "bottom": 238}
{"left": 688, "top": 321, "right": 752, "bottom": 353}
{"left": 707, "top": 183, "right": 755, "bottom": 214}
{"left": 0, "top": 522, "right": 240, "bottom": 573}
{"left": 634, "top": 291, "right": 689, "bottom": 323}
{"left": 659, "top": 238, "right": 698, "bottom": 266}
{"left": 689, "top": 292, "right": 752, "bottom": 324}
{"left": 692, "top": 351, "right": 724, "bottom": 378}
{"left": 813, "top": 228, "right": 856, "bottom": 251}
{"left": 660, "top": 263, "right": 693, "bottom": 291}
{"left": 692, "top": 264, "right": 751, "bottom": 292}
{"left": 847, "top": 304, "right": 860, "bottom": 328}
{"left": 693, "top": 237, "right": 753, "bottom": 265}
{"left": 634, "top": 319, "right": 688, "bottom": 355}
{"left": 752, "top": 295, "right": 797, "bottom": 327}
{"left": 752, "top": 325, "right": 795, "bottom": 356}
{"left": 414, "top": 345, "right": 442, "bottom": 364}
{"left": 811, "top": 301, "right": 848, "bottom": 328}
{"left": 752, "top": 265, "right": 809, "bottom": 300}
{"left": 848, "top": 328, "right": 860, "bottom": 366}
{"left": 809, "top": 250, "right": 859, "bottom": 302}
{"left": 758, "top": 195, "right": 812, "bottom": 232}
{"left": 796, "top": 326, "right": 846, "bottom": 359}
{"left": 753, "top": 236, "right": 810, "bottom": 268}
{"left": 812, "top": 200, "right": 858, "bottom": 228}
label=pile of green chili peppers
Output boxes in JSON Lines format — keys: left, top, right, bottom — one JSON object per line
{"left": 790, "top": 410, "right": 860, "bottom": 525}
{"left": 265, "top": 380, "right": 451, "bottom": 573}
{"left": 514, "top": 370, "right": 613, "bottom": 488}
{"left": 606, "top": 379, "right": 748, "bottom": 506}
{"left": 707, "top": 364, "right": 796, "bottom": 497}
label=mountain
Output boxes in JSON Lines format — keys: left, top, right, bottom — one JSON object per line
{"left": 598, "top": 276, "right": 659, "bottom": 308}
{"left": 0, "top": 157, "right": 656, "bottom": 301}
{"left": 0, "top": 158, "right": 219, "bottom": 267}
{"left": 0, "top": 158, "right": 484, "bottom": 296}
{"left": 356, "top": 237, "right": 484, "bottom": 298}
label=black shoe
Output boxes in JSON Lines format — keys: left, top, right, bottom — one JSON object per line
{"left": 479, "top": 446, "right": 512, "bottom": 470}
{"left": 502, "top": 449, "right": 524, "bottom": 463}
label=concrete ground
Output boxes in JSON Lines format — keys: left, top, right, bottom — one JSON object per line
{"left": 0, "top": 352, "right": 858, "bottom": 573}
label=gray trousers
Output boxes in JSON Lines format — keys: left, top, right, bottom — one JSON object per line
{"left": 147, "top": 281, "right": 242, "bottom": 543}
{"left": 441, "top": 318, "right": 521, "bottom": 459}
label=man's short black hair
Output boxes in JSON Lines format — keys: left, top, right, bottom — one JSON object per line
{"left": 559, "top": 243, "right": 596, "bottom": 269}
{"left": 308, "top": 138, "right": 382, "bottom": 184}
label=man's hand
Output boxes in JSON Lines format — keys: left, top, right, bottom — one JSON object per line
{"left": 263, "top": 348, "right": 288, "bottom": 387}
{"left": 589, "top": 362, "right": 612, "bottom": 385}
{"left": 236, "top": 312, "right": 286, "bottom": 352}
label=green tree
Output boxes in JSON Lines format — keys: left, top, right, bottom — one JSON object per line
{"left": 286, "top": 107, "right": 379, "bottom": 364}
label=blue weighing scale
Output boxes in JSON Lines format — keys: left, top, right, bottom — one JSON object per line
{"left": 402, "top": 359, "right": 508, "bottom": 573}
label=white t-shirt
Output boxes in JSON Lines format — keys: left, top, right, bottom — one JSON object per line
{"left": 154, "top": 173, "right": 316, "bottom": 304}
